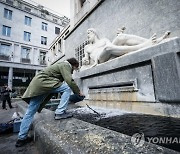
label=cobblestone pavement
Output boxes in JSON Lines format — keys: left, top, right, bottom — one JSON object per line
{"left": 0, "top": 102, "right": 39, "bottom": 154}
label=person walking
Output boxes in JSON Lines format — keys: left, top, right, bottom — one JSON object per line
{"left": 1, "top": 84, "right": 13, "bottom": 110}
{"left": 15, "top": 58, "right": 85, "bottom": 147}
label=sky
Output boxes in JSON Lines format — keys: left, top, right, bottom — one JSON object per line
{"left": 27, "top": 0, "right": 71, "bottom": 18}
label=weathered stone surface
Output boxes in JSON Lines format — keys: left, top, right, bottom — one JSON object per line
{"left": 18, "top": 101, "right": 179, "bottom": 154}
{"left": 80, "top": 64, "right": 155, "bottom": 102}
{"left": 152, "top": 52, "right": 180, "bottom": 102}
{"left": 74, "top": 38, "right": 180, "bottom": 103}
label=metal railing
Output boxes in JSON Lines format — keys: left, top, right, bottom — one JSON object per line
{"left": 21, "top": 58, "right": 31, "bottom": 63}
{"left": 0, "top": 55, "right": 10, "bottom": 61}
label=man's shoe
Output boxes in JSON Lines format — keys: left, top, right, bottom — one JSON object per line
{"left": 15, "top": 136, "right": 33, "bottom": 147}
{"left": 54, "top": 112, "right": 73, "bottom": 120}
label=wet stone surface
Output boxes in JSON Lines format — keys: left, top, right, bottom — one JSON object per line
{"left": 18, "top": 101, "right": 179, "bottom": 154}
{"left": 72, "top": 107, "right": 180, "bottom": 152}
{"left": 34, "top": 112, "right": 178, "bottom": 154}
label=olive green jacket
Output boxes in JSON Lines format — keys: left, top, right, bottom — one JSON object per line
{"left": 22, "top": 61, "right": 80, "bottom": 112}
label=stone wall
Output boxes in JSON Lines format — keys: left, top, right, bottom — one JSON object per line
{"left": 64, "top": 0, "right": 180, "bottom": 59}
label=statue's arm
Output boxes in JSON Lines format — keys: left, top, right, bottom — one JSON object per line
{"left": 82, "top": 46, "right": 90, "bottom": 65}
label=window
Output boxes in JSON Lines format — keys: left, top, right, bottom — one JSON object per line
{"left": 41, "top": 36, "right": 47, "bottom": 45}
{"left": 42, "top": 22, "right": 47, "bottom": 31}
{"left": 0, "top": 44, "right": 10, "bottom": 56}
{"left": 4, "top": 8, "right": 12, "bottom": 20}
{"left": 24, "top": 31, "right": 31, "bottom": 41}
{"left": 55, "top": 27, "right": 60, "bottom": 34}
{"left": 21, "top": 47, "right": 30, "bottom": 59}
{"left": 21, "top": 47, "right": 30, "bottom": 63}
{"left": 75, "top": 41, "right": 89, "bottom": 66}
{"left": 0, "top": 43, "right": 11, "bottom": 61}
{"left": 2, "top": 25, "right": 11, "bottom": 37}
{"left": 58, "top": 40, "right": 62, "bottom": 52}
{"left": 39, "top": 51, "right": 46, "bottom": 65}
{"left": 25, "top": 16, "right": 31, "bottom": 26}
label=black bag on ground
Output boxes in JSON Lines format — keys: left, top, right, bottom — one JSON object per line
{"left": 0, "top": 120, "right": 14, "bottom": 135}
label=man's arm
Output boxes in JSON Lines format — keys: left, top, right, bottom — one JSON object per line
{"left": 60, "top": 64, "right": 80, "bottom": 94}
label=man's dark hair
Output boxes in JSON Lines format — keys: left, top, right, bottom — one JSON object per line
{"left": 67, "top": 58, "right": 79, "bottom": 68}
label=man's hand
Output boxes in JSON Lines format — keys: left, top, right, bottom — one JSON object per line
{"left": 79, "top": 91, "right": 85, "bottom": 96}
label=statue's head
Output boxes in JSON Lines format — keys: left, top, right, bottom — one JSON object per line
{"left": 87, "top": 28, "right": 99, "bottom": 43}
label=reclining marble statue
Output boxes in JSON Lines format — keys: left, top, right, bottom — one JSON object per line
{"left": 82, "top": 27, "right": 170, "bottom": 68}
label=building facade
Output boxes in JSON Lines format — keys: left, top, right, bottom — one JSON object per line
{"left": 50, "top": 0, "right": 180, "bottom": 66}
{"left": 49, "top": 0, "right": 99, "bottom": 65}
{"left": 0, "top": 0, "right": 69, "bottom": 95}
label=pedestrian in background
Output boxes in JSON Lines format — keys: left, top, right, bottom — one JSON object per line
{"left": 1, "top": 84, "right": 13, "bottom": 110}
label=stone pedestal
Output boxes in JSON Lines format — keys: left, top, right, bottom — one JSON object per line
{"left": 76, "top": 37, "right": 180, "bottom": 103}
{"left": 73, "top": 38, "right": 180, "bottom": 117}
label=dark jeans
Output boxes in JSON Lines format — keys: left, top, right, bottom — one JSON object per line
{"left": 2, "top": 96, "right": 12, "bottom": 109}
{"left": 69, "top": 94, "right": 85, "bottom": 103}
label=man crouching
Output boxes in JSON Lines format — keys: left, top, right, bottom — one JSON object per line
{"left": 16, "top": 58, "right": 85, "bottom": 147}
